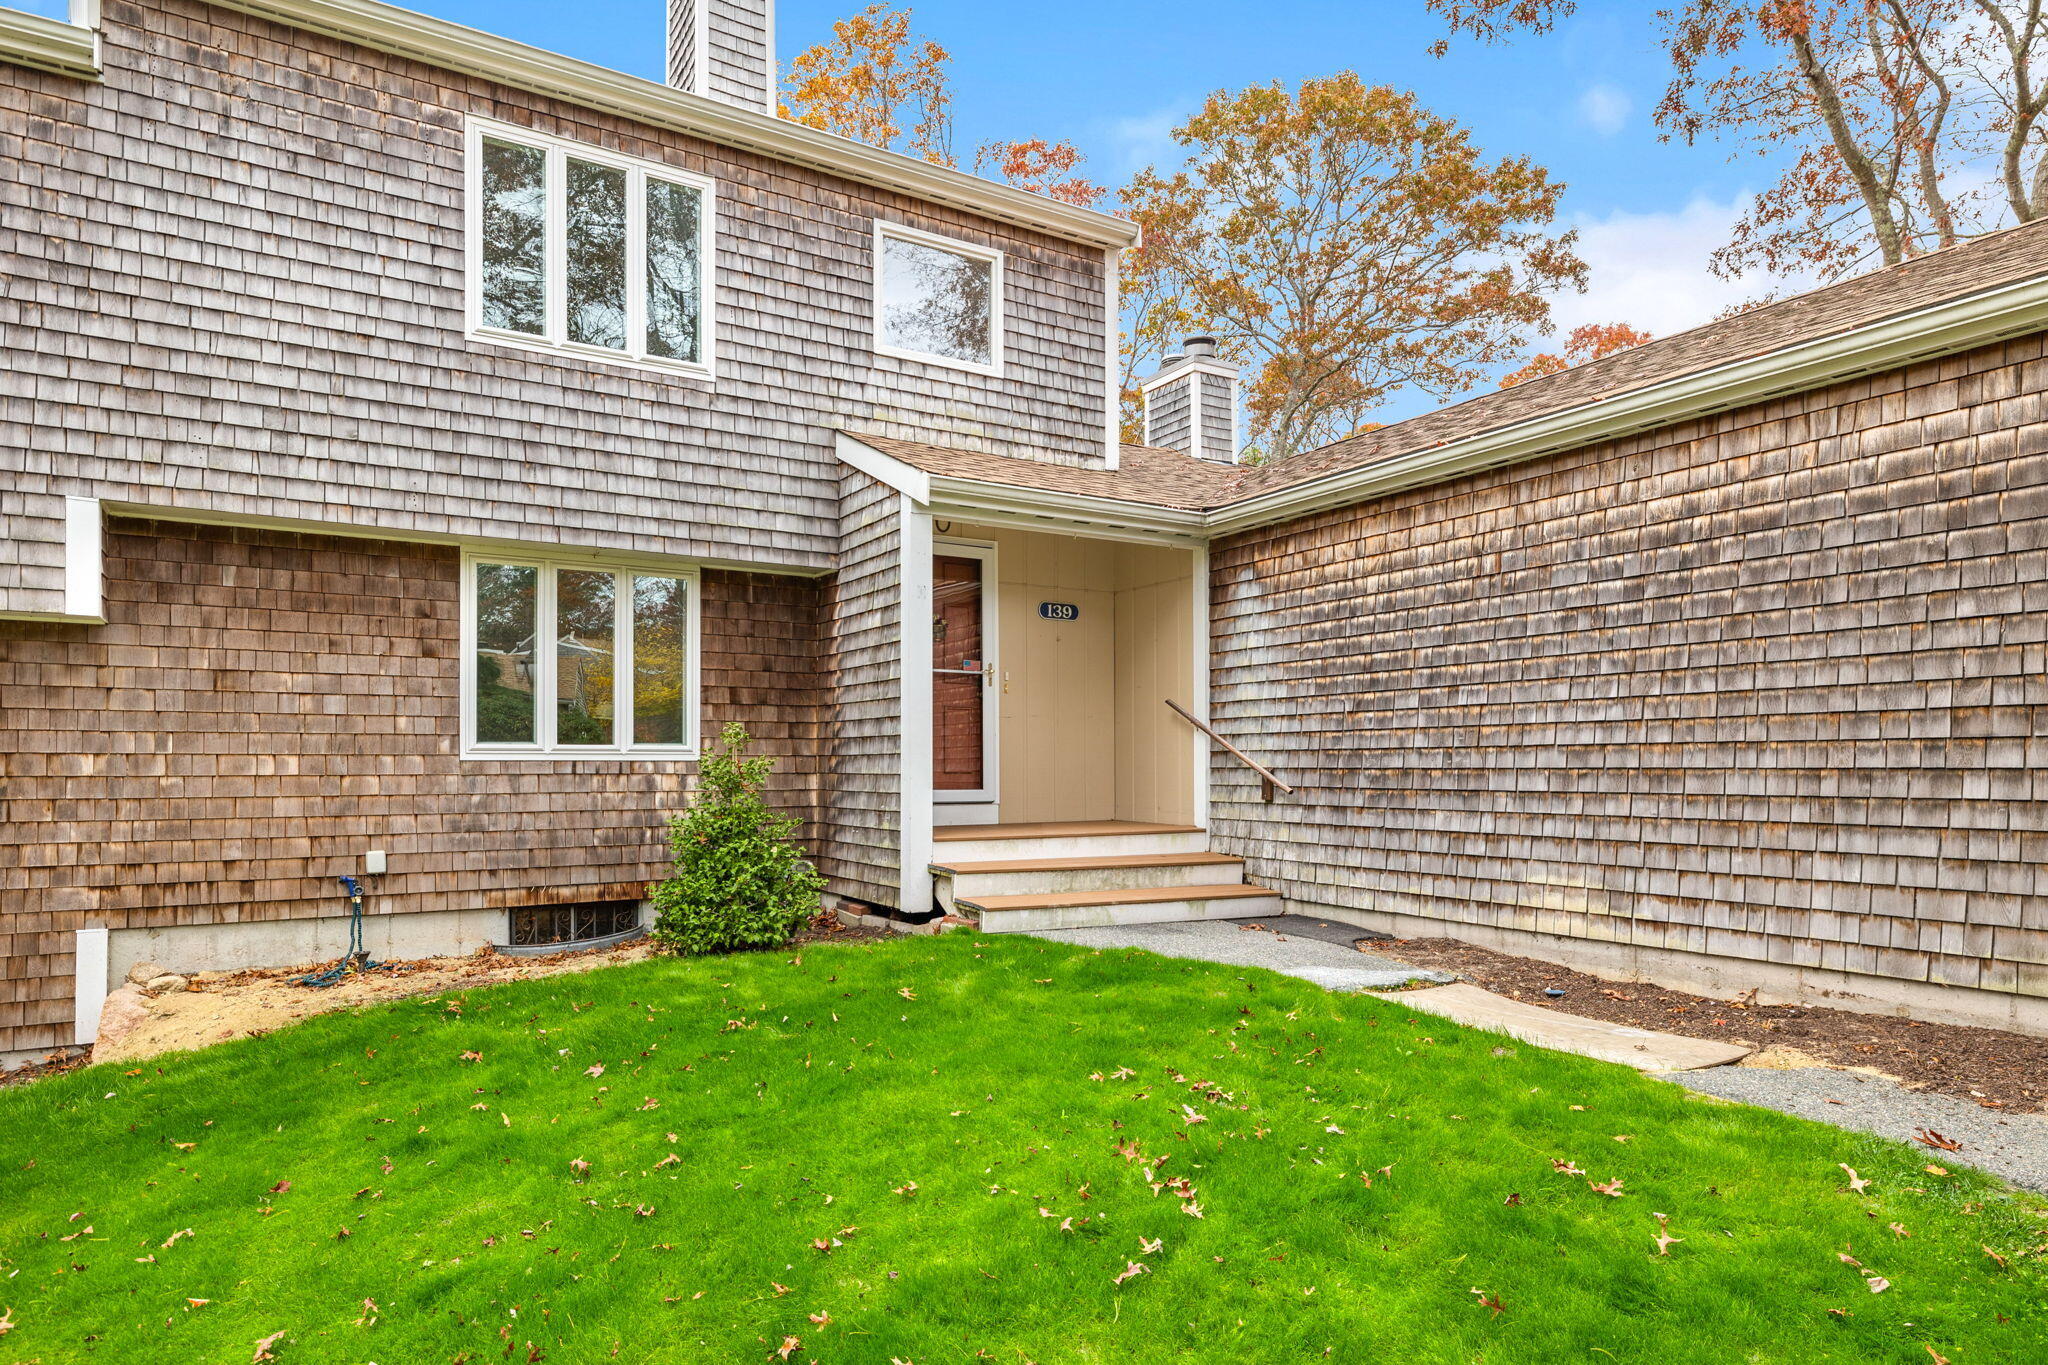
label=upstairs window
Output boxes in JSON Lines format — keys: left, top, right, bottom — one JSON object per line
{"left": 874, "top": 223, "right": 1003, "bottom": 376}
{"left": 463, "top": 554, "right": 700, "bottom": 758}
{"left": 467, "top": 119, "right": 715, "bottom": 375}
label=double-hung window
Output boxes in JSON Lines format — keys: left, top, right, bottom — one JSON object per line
{"left": 467, "top": 118, "right": 715, "bottom": 376}
{"left": 462, "top": 554, "right": 701, "bottom": 758}
{"left": 873, "top": 222, "right": 1003, "bottom": 376}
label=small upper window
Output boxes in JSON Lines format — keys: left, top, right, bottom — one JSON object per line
{"left": 468, "top": 119, "right": 714, "bottom": 376}
{"left": 874, "top": 224, "right": 1002, "bottom": 375}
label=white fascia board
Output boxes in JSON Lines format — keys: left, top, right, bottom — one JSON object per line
{"left": 96, "top": 499, "right": 832, "bottom": 577}
{"left": 209, "top": 0, "right": 1139, "bottom": 250}
{"left": 927, "top": 476, "right": 1206, "bottom": 546}
{"left": 835, "top": 433, "right": 932, "bottom": 505}
{"left": 1205, "top": 272, "right": 2048, "bottom": 537}
{"left": 0, "top": 7, "right": 99, "bottom": 80}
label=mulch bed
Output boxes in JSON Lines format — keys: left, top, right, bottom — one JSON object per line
{"left": 1375, "top": 937, "right": 2048, "bottom": 1114}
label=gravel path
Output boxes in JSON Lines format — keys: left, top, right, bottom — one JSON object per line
{"left": 1029, "top": 918, "right": 1452, "bottom": 992}
{"left": 1664, "top": 1065, "right": 2048, "bottom": 1192}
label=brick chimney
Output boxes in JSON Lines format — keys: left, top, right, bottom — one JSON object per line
{"left": 1140, "top": 335, "right": 1240, "bottom": 463}
{"left": 668, "top": 1, "right": 776, "bottom": 114}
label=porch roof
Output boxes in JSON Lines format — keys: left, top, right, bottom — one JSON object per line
{"left": 846, "top": 434, "right": 1235, "bottom": 512}
{"left": 853, "top": 217, "right": 2048, "bottom": 533}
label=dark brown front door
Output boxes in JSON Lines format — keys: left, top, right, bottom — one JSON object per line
{"left": 932, "top": 553, "right": 990, "bottom": 797}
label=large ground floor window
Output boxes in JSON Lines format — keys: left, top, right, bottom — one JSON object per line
{"left": 461, "top": 552, "right": 700, "bottom": 758}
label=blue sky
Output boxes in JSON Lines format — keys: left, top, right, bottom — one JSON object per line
{"left": 400, "top": 0, "right": 1798, "bottom": 347}
{"left": 23, "top": 0, "right": 1799, "bottom": 399}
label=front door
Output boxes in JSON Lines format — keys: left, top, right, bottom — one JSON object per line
{"left": 932, "top": 546, "right": 996, "bottom": 804}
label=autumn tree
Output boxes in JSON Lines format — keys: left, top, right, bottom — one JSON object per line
{"left": 972, "top": 139, "right": 1104, "bottom": 207}
{"left": 1498, "top": 321, "right": 1653, "bottom": 387}
{"left": 781, "top": 2, "right": 954, "bottom": 165}
{"left": 1430, "top": 1, "right": 2048, "bottom": 279}
{"left": 782, "top": 4, "right": 1110, "bottom": 217}
{"left": 1123, "top": 73, "right": 1585, "bottom": 460}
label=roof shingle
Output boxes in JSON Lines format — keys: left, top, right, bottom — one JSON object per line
{"left": 851, "top": 218, "right": 2048, "bottom": 516}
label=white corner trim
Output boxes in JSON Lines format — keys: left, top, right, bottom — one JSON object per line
{"left": 761, "top": 0, "right": 776, "bottom": 114}
{"left": 208, "top": 0, "right": 1138, "bottom": 249}
{"left": 1206, "top": 270, "right": 2048, "bottom": 536}
{"left": 897, "top": 498, "right": 935, "bottom": 913}
{"left": 835, "top": 433, "right": 932, "bottom": 505}
{"left": 73, "top": 925, "right": 109, "bottom": 1046}
{"left": 1104, "top": 244, "right": 1122, "bottom": 470}
{"left": 1189, "top": 541, "right": 1211, "bottom": 829}
{"left": 64, "top": 495, "right": 103, "bottom": 619}
{"left": 0, "top": 6, "right": 98, "bottom": 80}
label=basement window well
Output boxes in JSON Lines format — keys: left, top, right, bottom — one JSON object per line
{"left": 503, "top": 901, "right": 644, "bottom": 955}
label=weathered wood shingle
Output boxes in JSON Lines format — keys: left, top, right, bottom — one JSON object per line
{"left": 1208, "top": 334, "right": 2048, "bottom": 1006}
{"left": 0, "top": 0, "right": 1112, "bottom": 614}
{"left": 0, "top": 518, "right": 826, "bottom": 1056}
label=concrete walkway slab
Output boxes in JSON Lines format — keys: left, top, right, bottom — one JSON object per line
{"left": 1030, "top": 919, "right": 1451, "bottom": 992}
{"left": 1369, "top": 982, "right": 1752, "bottom": 1072}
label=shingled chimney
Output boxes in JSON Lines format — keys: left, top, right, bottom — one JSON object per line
{"left": 1140, "top": 335, "right": 1240, "bottom": 463}
{"left": 668, "top": 1, "right": 776, "bottom": 114}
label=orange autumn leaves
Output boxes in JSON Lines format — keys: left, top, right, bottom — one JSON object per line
{"left": 778, "top": 3, "right": 1102, "bottom": 209}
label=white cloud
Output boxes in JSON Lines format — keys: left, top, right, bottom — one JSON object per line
{"left": 1576, "top": 84, "right": 1633, "bottom": 137}
{"left": 1546, "top": 193, "right": 1810, "bottom": 340}
{"left": 1099, "top": 105, "right": 1190, "bottom": 179}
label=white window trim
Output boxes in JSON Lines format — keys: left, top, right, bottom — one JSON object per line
{"left": 872, "top": 220, "right": 1005, "bottom": 378}
{"left": 464, "top": 115, "right": 718, "bottom": 382}
{"left": 459, "top": 549, "right": 704, "bottom": 761}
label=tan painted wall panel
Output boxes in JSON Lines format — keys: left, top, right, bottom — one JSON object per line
{"left": 1114, "top": 545, "right": 1196, "bottom": 825}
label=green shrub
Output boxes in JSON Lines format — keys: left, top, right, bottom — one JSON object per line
{"left": 650, "top": 723, "right": 825, "bottom": 955}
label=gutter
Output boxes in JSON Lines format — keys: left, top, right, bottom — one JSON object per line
{"left": 207, "top": 0, "right": 1139, "bottom": 250}
{"left": 1205, "top": 271, "right": 2048, "bottom": 536}
{"left": 0, "top": 8, "right": 99, "bottom": 80}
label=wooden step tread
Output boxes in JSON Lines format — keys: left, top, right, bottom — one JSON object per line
{"left": 957, "top": 883, "right": 1279, "bottom": 912}
{"left": 932, "top": 851, "right": 1243, "bottom": 875}
{"left": 932, "top": 820, "right": 1204, "bottom": 843}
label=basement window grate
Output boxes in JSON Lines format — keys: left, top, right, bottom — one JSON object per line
{"left": 508, "top": 901, "right": 641, "bottom": 949}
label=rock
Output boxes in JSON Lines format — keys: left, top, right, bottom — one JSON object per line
{"left": 90, "top": 985, "right": 154, "bottom": 1062}
{"left": 125, "top": 960, "right": 164, "bottom": 987}
{"left": 143, "top": 973, "right": 190, "bottom": 996}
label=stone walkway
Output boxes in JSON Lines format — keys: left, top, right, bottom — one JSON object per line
{"left": 1029, "top": 917, "right": 1452, "bottom": 992}
{"left": 1026, "top": 915, "right": 2048, "bottom": 1192}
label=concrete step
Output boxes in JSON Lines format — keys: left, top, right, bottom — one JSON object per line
{"left": 931, "top": 821, "right": 1208, "bottom": 864}
{"left": 932, "top": 852, "right": 1246, "bottom": 912}
{"left": 963, "top": 883, "right": 1284, "bottom": 934}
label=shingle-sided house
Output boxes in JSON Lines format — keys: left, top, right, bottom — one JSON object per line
{"left": 6, "top": 0, "right": 2048, "bottom": 1065}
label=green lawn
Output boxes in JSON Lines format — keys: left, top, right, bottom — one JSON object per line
{"left": 3, "top": 933, "right": 2043, "bottom": 1364}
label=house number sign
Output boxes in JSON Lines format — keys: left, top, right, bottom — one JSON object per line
{"left": 1038, "top": 601, "right": 1080, "bottom": 621}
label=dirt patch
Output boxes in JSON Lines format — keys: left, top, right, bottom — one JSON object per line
{"left": 2, "top": 916, "right": 893, "bottom": 1084}
{"left": 1373, "top": 937, "right": 2048, "bottom": 1113}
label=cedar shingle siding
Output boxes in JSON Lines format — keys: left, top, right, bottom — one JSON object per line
{"left": 0, "top": 519, "right": 828, "bottom": 1056}
{"left": 1210, "top": 335, "right": 2048, "bottom": 1009}
{"left": 0, "top": 0, "right": 1110, "bottom": 614}
{"left": 821, "top": 473, "right": 904, "bottom": 907}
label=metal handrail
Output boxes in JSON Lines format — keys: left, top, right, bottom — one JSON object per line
{"left": 1164, "top": 699, "right": 1296, "bottom": 802}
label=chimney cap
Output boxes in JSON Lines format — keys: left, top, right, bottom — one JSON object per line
{"left": 1183, "top": 334, "right": 1217, "bottom": 358}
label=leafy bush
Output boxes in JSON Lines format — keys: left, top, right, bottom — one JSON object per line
{"left": 650, "top": 723, "right": 825, "bottom": 955}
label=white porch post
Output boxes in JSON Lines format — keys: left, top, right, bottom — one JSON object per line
{"left": 897, "top": 495, "right": 935, "bottom": 913}
{"left": 1190, "top": 541, "right": 1211, "bottom": 829}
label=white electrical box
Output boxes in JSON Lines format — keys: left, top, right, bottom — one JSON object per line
{"left": 364, "top": 849, "right": 387, "bottom": 876}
